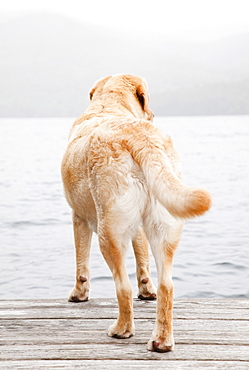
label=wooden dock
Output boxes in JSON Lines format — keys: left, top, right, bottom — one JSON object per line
{"left": 0, "top": 298, "right": 248, "bottom": 369}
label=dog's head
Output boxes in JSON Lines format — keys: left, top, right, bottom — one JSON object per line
{"left": 89, "top": 74, "right": 154, "bottom": 121}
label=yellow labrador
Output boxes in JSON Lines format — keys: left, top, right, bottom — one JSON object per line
{"left": 61, "top": 74, "right": 211, "bottom": 352}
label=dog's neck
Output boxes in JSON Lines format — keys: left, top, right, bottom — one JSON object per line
{"left": 85, "top": 101, "right": 136, "bottom": 119}
{"left": 86, "top": 91, "right": 146, "bottom": 120}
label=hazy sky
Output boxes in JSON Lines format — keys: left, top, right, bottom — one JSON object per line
{"left": 1, "top": 0, "right": 249, "bottom": 42}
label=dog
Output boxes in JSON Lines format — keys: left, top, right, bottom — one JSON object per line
{"left": 61, "top": 74, "right": 211, "bottom": 352}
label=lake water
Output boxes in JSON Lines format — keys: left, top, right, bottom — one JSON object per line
{"left": 0, "top": 116, "right": 248, "bottom": 300}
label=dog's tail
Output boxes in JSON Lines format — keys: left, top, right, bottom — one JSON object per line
{"left": 124, "top": 123, "right": 211, "bottom": 219}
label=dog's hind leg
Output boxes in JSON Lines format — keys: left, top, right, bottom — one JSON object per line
{"left": 98, "top": 225, "right": 135, "bottom": 339}
{"left": 68, "top": 211, "right": 92, "bottom": 302}
{"left": 132, "top": 229, "right": 157, "bottom": 300}
{"left": 147, "top": 228, "right": 181, "bottom": 352}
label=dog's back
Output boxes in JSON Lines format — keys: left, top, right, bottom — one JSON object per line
{"left": 62, "top": 114, "right": 211, "bottom": 235}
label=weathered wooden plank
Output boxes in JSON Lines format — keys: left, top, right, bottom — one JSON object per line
{"left": 0, "top": 299, "right": 248, "bottom": 320}
{"left": 1, "top": 331, "right": 249, "bottom": 346}
{"left": 0, "top": 298, "right": 248, "bottom": 310}
{"left": 1, "top": 319, "right": 248, "bottom": 338}
{"left": 0, "top": 360, "right": 248, "bottom": 370}
{"left": 1, "top": 309, "right": 247, "bottom": 320}
{"left": 1, "top": 319, "right": 249, "bottom": 345}
{"left": 1, "top": 317, "right": 248, "bottom": 333}
{"left": 1, "top": 360, "right": 248, "bottom": 370}
{"left": 1, "top": 297, "right": 248, "bottom": 310}
{"left": 1, "top": 343, "right": 249, "bottom": 361}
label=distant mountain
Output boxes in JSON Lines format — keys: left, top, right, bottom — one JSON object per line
{"left": 1, "top": 12, "right": 249, "bottom": 117}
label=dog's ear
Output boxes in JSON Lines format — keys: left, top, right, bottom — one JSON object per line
{"left": 89, "top": 87, "right": 95, "bottom": 100}
{"left": 89, "top": 76, "right": 112, "bottom": 101}
{"left": 136, "top": 84, "right": 154, "bottom": 121}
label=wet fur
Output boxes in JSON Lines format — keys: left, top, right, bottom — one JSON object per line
{"left": 61, "top": 74, "right": 211, "bottom": 352}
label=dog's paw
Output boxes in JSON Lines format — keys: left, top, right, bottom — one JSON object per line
{"left": 138, "top": 278, "right": 157, "bottom": 300}
{"left": 147, "top": 336, "right": 174, "bottom": 352}
{"left": 108, "top": 320, "right": 135, "bottom": 339}
{"left": 138, "top": 292, "right": 157, "bottom": 300}
{"left": 68, "top": 286, "right": 89, "bottom": 302}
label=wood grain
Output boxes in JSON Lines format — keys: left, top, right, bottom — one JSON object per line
{"left": 0, "top": 298, "right": 248, "bottom": 368}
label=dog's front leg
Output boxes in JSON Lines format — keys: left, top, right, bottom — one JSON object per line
{"left": 68, "top": 211, "right": 92, "bottom": 302}
{"left": 147, "top": 239, "right": 179, "bottom": 352}
{"left": 99, "top": 228, "right": 135, "bottom": 339}
{"left": 132, "top": 229, "right": 157, "bottom": 300}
